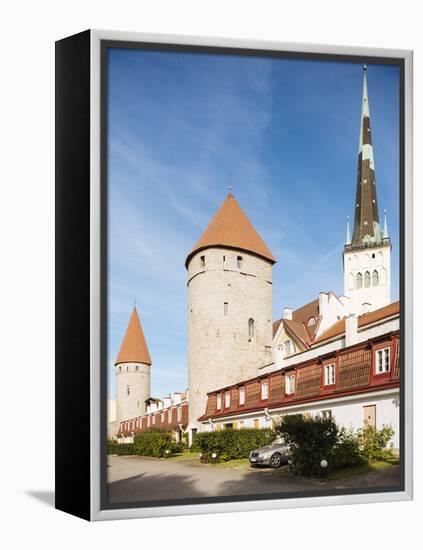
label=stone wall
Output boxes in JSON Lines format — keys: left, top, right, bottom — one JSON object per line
{"left": 115, "top": 361, "right": 151, "bottom": 426}
{"left": 187, "top": 247, "right": 273, "bottom": 433}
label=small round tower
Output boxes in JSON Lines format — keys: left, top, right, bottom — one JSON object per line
{"left": 115, "top": 307, "right": 152, "bottom": 429}
{"left": 186, "top": 194, "right": 276, "bottom": 439}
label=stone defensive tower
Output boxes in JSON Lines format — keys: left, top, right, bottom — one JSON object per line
{"left": 115, "top": 307, "right": 152, "bottom": 428}
{"left": 343, "top": 65, "right": 391, "bottom": 315}
{"left": 186, "top": 193, "right": 276, "bottom": 438}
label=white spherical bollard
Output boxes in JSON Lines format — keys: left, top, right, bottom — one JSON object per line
{"left": 320, "top": 459, "right": 328, "bottom": 469}
{"left": 211, "top": 452, "right": 217, "bottom": 459}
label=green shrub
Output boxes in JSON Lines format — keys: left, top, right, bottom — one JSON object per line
{"left": 330, "top": 428, "right": 364, "bottom": 469}
{"left": 275, "top": 414, "right": 339, "bottom": 477}
{"left": 133, "top": 428, "right": 176, "bottom": 458}
{"left": 358, "top": 424, "right": 394, "bottom": 462}
{"left": 107, "top": 440, "right": 136, "bottom": 455}
{"left": 192, "top": 428, "right": 275, "bottom": 463}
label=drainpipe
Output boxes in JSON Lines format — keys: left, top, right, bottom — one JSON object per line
{"left": 208, "top": 418, "right": 215, "bottom": 431}
{"left": 264, "top": 408, "right": 273, "bottom": 425}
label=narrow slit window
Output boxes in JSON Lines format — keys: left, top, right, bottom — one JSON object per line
{"left": 248, "top": 318, "right": 255, "bottom": 338}
{"left": 224, "top": 302, "right": 229, "bottom": 316}
{"left": 200, "top": 255, "right": 205, "bottom": 268}
{"left": 237, "top": 255, "right": 243, "bottom": 269}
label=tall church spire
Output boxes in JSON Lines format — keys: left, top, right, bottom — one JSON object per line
{"left": 350, "top": 65, "right": 383, "bottom": 248}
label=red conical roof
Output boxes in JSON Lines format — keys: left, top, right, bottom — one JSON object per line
{"left": 115, "top": 307, "right": 152, "bottom": 366}
{"left": 185, "top": 194, "right": 275, "bottom": 267}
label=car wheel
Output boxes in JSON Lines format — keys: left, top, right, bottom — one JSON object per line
{"left": 270, "top": 453, "right": 282, "bottom": 468}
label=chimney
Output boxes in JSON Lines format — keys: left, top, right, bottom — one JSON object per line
{"left": 345, "top": 314, "right": 358, "bottom": 347}
{"left": 283, "top": 307, "right": 293, "bottom": 320}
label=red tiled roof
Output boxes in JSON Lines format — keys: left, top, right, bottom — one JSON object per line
{"left": 186, "top": 194, "right": 275, "bottom": 267}
{"left": 313, "top": 301, "right": 400, "bottom": 344}
{"left": 115, "top": 307, "right": 152, "bottom": 365}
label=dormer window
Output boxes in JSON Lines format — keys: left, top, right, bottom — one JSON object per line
{"left": 375, "top": 348, "right": 390, "bottom": 374}
{"left": 285, "top": 373, "right": 296, "bottom": 395}
{"left": 307, "top": 317, "right": 316, "bottom": 327}
{"left": 239, "top": 387, "right": 245, "bottom": 405}
{"left": 324, "top": 364, "right": 336, "bottom": 386}
{"left": 216, "top": 393, "right": 222, "bottom": 410}
{"left": 225, "top": 391, "right": 231, "bottom": 408}
{"left": 237, "top": 255, "right": 243, "bottom": 269}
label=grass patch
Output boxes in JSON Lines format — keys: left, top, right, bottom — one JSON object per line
{"left": 167, "top": 451, "right": 200, "bottom": 461}
{"left": 213, "top": 458, "right": 250, "bottom": 468}
{"left": 328, "top": 459, "right": 398, "bottom": 480}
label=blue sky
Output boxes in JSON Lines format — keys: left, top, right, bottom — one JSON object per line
{"left": 107, "top": 48, "right": 400, "bottom": 399}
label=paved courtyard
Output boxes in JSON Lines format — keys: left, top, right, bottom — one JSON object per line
{"left": 107, "top": 455, "right": 401, "bottom": 504}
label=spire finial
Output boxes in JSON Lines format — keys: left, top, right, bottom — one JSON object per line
{"left": 228, "top": 173, "right": 233, "bottom": 196}
{"left": 134, "top": 297, "right": 137, "bottom": 309}
{"left": 383, "top": 209, "right": 389, "bottom": 239}
{"left": 364, "top": 63, "right": 367, "bottom": 71}
{"left": 345, "top": 216, "right": 351, "bottom": 245}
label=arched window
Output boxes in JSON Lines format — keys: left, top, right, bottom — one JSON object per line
{"left": 364, "top": 271, "right": 371, "bottom": 288}
{"left": 356, "top": 272, "right": 363, "bottom": 289}
{"left": 248, "top": 318, "right": 255, "bottom": 338}
{"left": 307, "top": 317, "right": 316, "bottom": 327}
{"left": 284, "top": 340, "right": 292, "bottom": 356}
{"left": 372, "top": 269, "right": 379, "bottom": 286}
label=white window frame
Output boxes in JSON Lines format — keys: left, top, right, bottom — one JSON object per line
{"left": 216, "top": 393, "right": 222, "bottom": 410}
{"left": 285, "top": 373, "right": 296, "bottom": 395}
{"left": 284, "top": 340, "right": 292, "bottom": 356}
{"left": 239, "top": 387, "right": 245, "bottom": 405}
{"left": 225, "top": 391, "right": 231, "bottom": 408}
{"left": 324, "top": 363, "right": 336, "bottom": 385}
{"left": 375, "top": 347, "right": 390, "bottom": 374}
{"left": 177, "top": 406, "right": 182, "bottom": 422}
{"left": 321, "top": 409, "right": 332, "bottom": 419}
{"left": 261, "top": 381, "right": 269, "bottom": 400}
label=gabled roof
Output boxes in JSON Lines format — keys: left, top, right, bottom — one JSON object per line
{"left": 313, "top": 301, "right": 400, "bottom": 345}
{"left": 185, "top": 194, "right": 275, "bottom": 267}
{"left": 273, "top": 298, "right": 322, "bottom": 348}
{"left": 115, "top": 307, "right": 152, "bottom": 365}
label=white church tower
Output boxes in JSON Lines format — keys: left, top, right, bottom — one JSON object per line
{"left": 115, "top": 307, "right": 152, "bottom": 428}
{"left": 186, "top": 193, "right": 275, "bottom": 439}
{"left": 343, "top": 65, "right": 391, "bottom": 315}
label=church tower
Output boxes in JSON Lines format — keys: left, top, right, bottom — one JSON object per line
{"left": 343, "top": 65, "right": 391, "bottom": 315}
{"left": 186, "top": 193, "right": 275, "bottom": 437}
{"left": 115, "top": 307, "right": 152, "bottom": 428}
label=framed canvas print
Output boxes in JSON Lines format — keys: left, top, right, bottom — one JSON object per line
{"left": 55, "top": 29, "right": 413, "bottom": 521}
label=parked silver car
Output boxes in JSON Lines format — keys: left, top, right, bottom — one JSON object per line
{"left": 249, "top": 438, "right": 290, "bottom": 468}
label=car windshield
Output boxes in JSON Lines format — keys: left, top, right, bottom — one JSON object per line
{"left": 272, "top": 438, "right": 285, "bottom": 445}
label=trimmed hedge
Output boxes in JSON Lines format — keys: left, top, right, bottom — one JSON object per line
{"left": 133, "top": 428, "right": 181, "bottom": 458}
{"left": 107, "top": 429, "right": 186, "bottom": 458}
{"left": 107, "top": 440, "right": 137, "bottom": 455}
{"left": 191, "top": 428, "right": 275, "bottom": 463}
